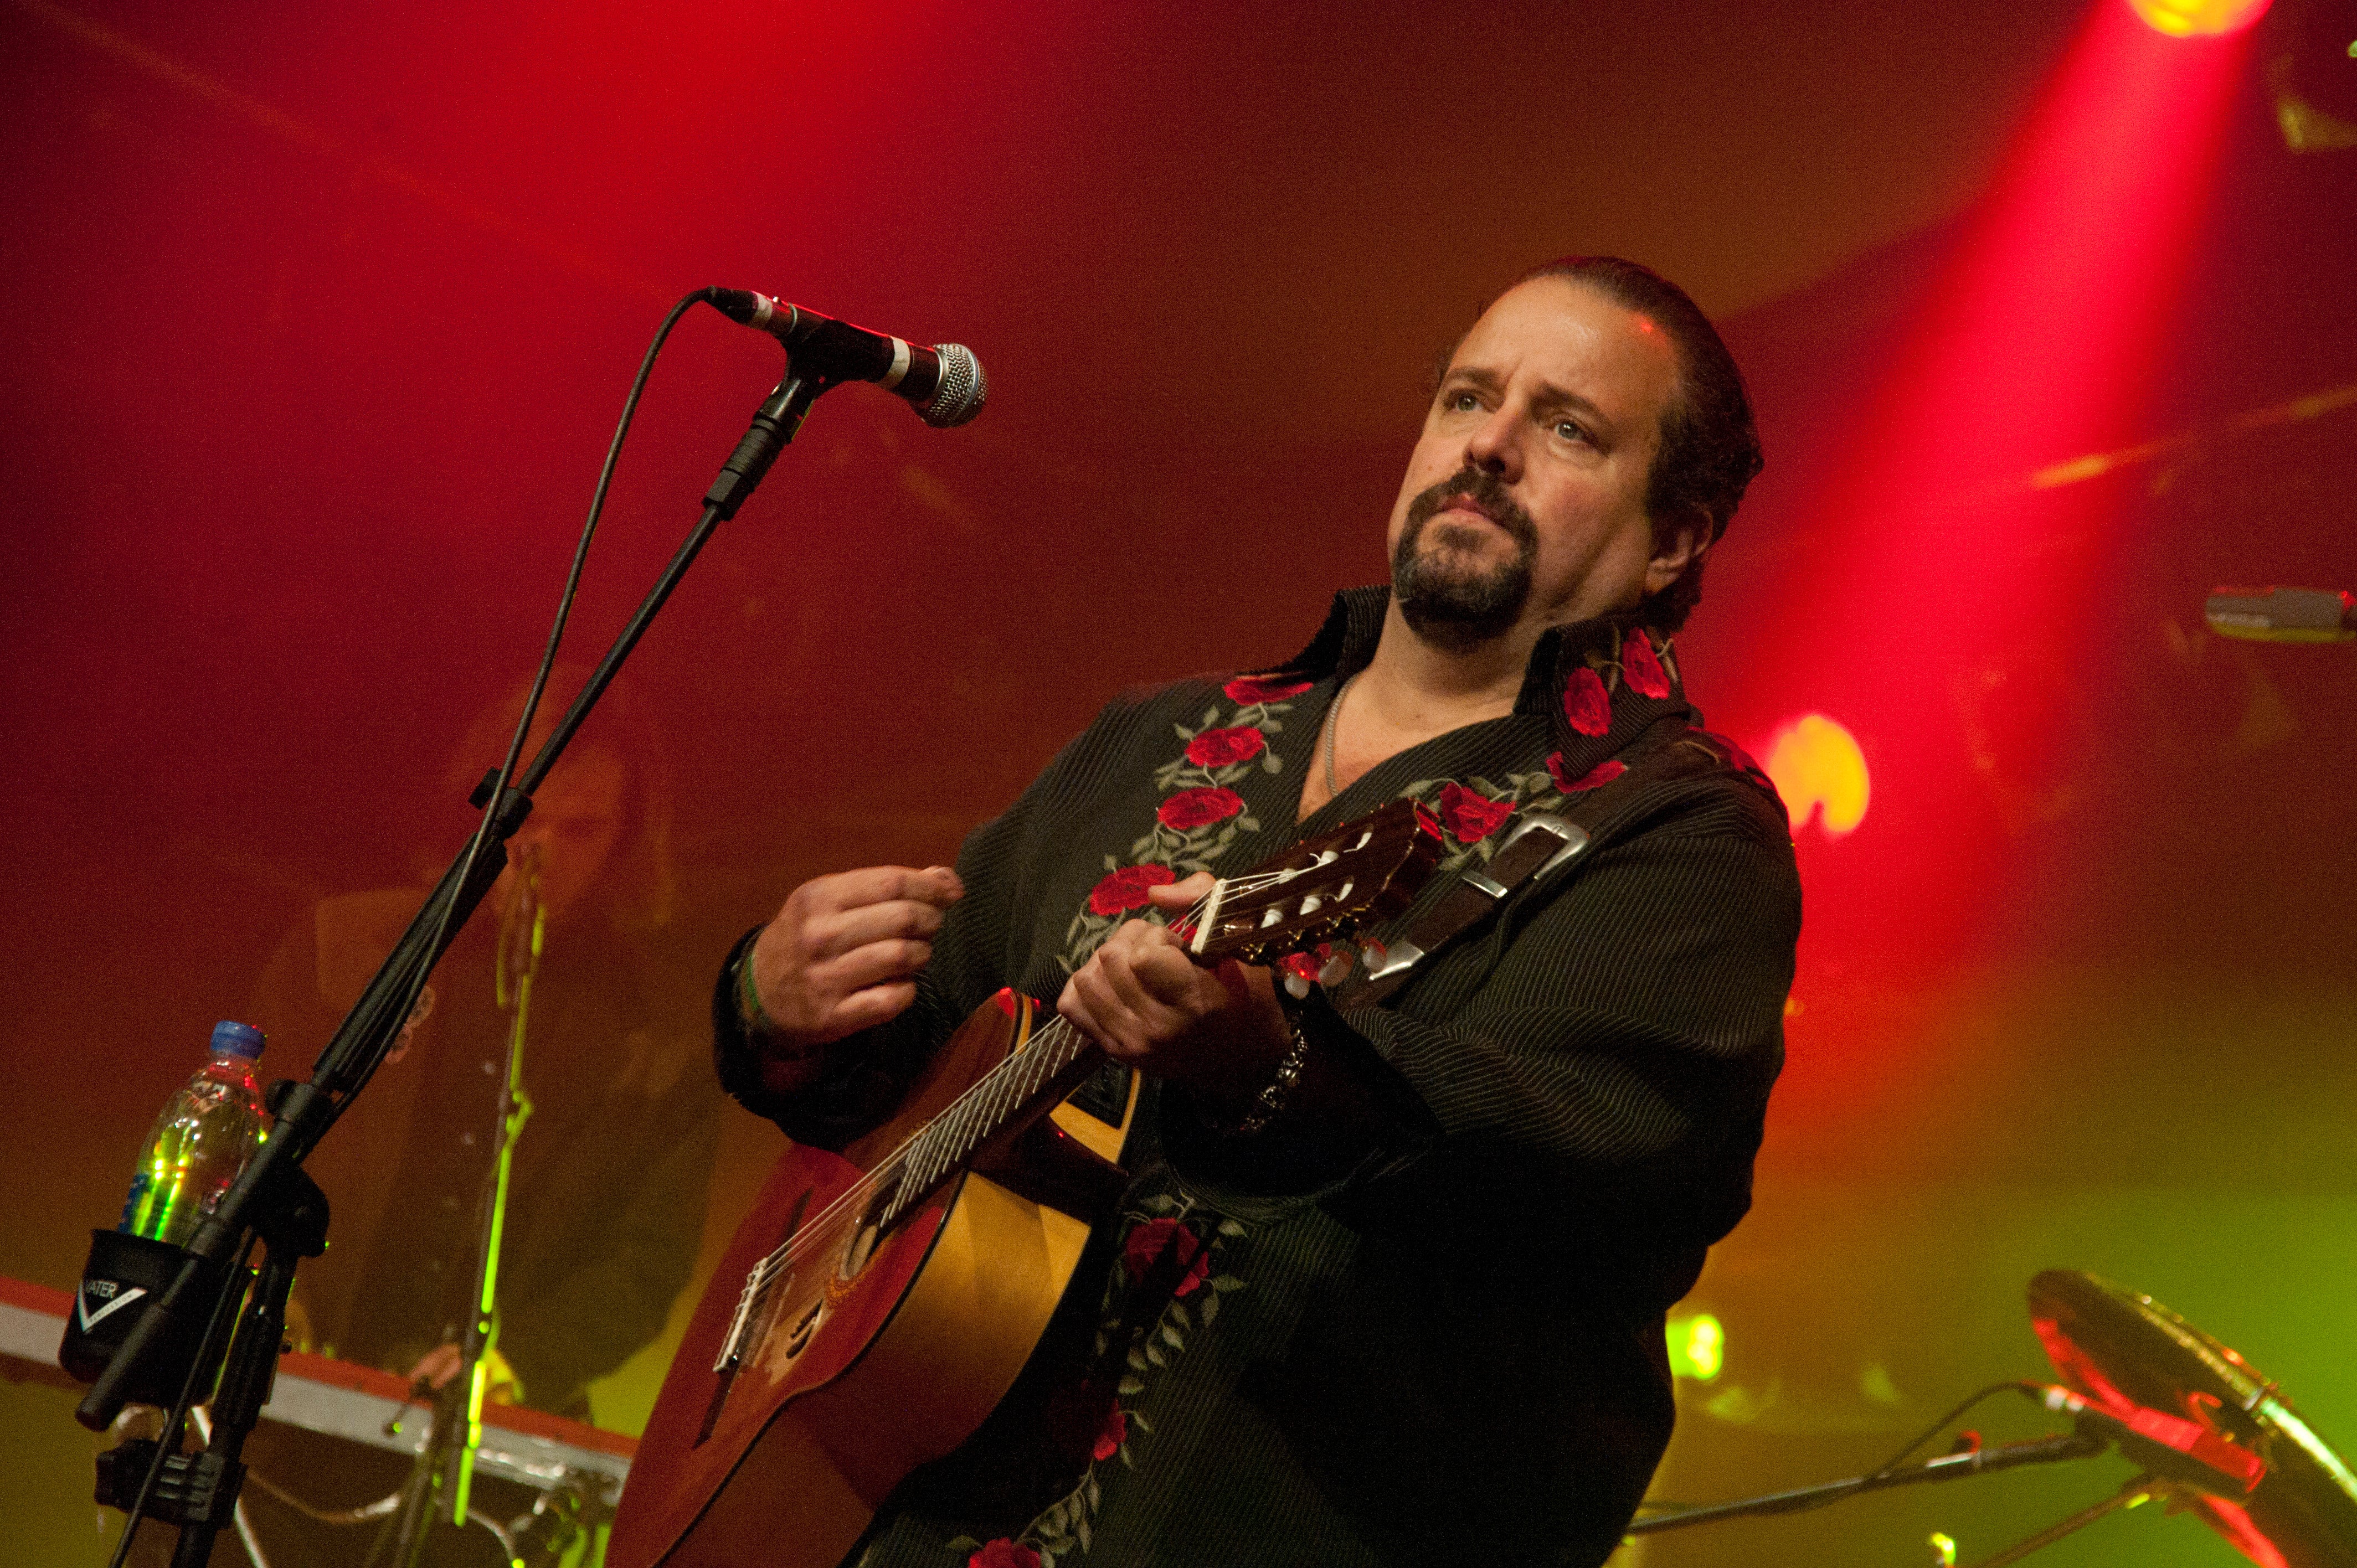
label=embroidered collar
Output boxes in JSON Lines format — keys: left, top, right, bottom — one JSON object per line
{"left": 1267, "top": 585, "right": 1692, "bottom": 782}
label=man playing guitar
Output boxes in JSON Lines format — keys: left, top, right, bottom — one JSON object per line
{"left": 712, "top": 257, "right": 1800, "bottom": 1568}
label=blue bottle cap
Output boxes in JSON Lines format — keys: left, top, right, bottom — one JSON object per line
{"left": 210, "top": 1020, "right": 265, "bottom": 1060}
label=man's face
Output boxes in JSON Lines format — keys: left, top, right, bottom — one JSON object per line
{"left": 1387, "top": 276, "right": 1684, "bottom": 648}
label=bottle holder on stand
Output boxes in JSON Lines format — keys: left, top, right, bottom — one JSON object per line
{"left": 62, "top": 1228, "right": 215, "bottom": 1406}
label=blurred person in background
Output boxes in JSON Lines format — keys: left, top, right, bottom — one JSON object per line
{"left": 251, "top": 667, "right": 721, "bottom": 1422}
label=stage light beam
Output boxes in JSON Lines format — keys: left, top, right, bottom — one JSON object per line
{"left": 2126, "top": 0, "right": 2271, "bottom": 37}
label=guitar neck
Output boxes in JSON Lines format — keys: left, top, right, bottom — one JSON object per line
{"left": 879, "top": 1015, "right": 1102, "bottom": 1232}
{"left": 868, "top": 799, "right": 1439, "bottom": 1234}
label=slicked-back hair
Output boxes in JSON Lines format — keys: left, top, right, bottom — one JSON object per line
{"left": 1496, "top": 257, "right": 1763, "bottom": 631}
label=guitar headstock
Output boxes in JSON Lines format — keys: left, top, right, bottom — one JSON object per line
{"left": 1184, "top": 797, "right": 1442, "bottom": 967}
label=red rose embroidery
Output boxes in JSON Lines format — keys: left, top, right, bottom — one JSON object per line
{"left": 1563, "top": 667, "right": 1612, "bottom": 736}
{"left": 1122, "top": 1216, "right": 1213, "bottom": 1297}
{"left": 1548, "top": 754, "right": 1627, "bottom": 792}
{"left": 1157, "top": 786, "right": 1246, "bottom": 831}
{"left": 969, "top": 1541, "right": 1042, "bottom": 1568}
{"left": 1223, "top": 674, "right": 1314, "bottom": 704}
{"left": 1093, "top": 1404, "right": 1129, "bottom": 1462}
{"left": 1088, "top": 864, "right": 1177, "bottom": 916}
{"left": 1185, "top": 726, "right": 1267, "bottom": 768}
{"left": 1622, "top": 631, "right": 1671, "bottom": 699}
{"left": 1436, "top": 781, "right": 1513, "bottom": 843}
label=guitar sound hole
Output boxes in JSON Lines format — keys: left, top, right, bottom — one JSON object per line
{"left": 841, "top": 1222, "right": 881, "bottom": 1280}
{"left": 784, "top": 1297, "right": 824, "bottom": 1357}
{"left": 833, "top": 1186, "right": 895, "bottom": 1289}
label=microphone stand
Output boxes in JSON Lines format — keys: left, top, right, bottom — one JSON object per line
{"left": 1625, "top": 1428, "right": 2229, "bottom": 1567}
{"left": 1622, "top": 1431, "right": 2106, "bottom": 1536}
{"left": 78, "top": 355, "right": 830, "bottom": 1568}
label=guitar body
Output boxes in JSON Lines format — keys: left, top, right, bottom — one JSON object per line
{"left": 608, "top": 802, "right": 1437, "bottom": 1568}
{"left": 608, "top": 993, "right": 1136, "bottom": 1568}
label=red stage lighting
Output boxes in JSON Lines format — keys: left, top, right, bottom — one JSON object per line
{"left": 1722, "top": 0, "right": 2257, "bottom": 989}
{"left": 1763, "top": 714, "right": 1870, "bottom": 838}
{"left": 2126, "top": 0, "right": 2273, "bottom": 36}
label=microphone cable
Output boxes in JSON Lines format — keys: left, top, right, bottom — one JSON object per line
{"left": 319, "top": 289, "right": 708, "bottom": 1132}
{"left": 108, "top": 290, "right": 712, "bottom": 1568}
{"left": 1862, "top": 1380, "right": 2044, "bottom": 1481}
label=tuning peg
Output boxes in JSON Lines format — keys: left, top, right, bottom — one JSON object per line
{"left": 1318, "top": 945, "right": 1357, "bottom": 988}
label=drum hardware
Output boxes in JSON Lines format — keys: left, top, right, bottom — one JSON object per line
{"left": 1627, "top": 1268, "right": 2357, "bottom": 1567}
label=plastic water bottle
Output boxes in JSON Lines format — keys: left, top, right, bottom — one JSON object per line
{"left": 117, "top": 1021, "right": 271, "bottom": 1247}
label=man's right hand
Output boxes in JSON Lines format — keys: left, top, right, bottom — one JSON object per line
{"left": 745, "top": 866, "right": 964, "bottom": 1082}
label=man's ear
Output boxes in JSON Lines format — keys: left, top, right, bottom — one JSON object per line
{"left": 1643, "top": 510, "right": 1712, "bottom": 597}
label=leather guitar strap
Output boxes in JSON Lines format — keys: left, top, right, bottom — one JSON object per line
{"left": 1331, "top": 722, "right": 1726, "bottom": 1012}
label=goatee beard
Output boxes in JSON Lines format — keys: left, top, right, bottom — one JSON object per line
{"left": 1391, "top": 469, "right": 1537, "bottom": 652}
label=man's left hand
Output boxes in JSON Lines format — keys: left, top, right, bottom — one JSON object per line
{"left": 1057, "top": 873, "right": 1291, "bottom": 1104}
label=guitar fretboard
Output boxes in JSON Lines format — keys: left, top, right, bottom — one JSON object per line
{"left": 767, "top": 802, "right": 1433, "bottom": 1272}
{"left": 878, "top": 1013, "right": 1094, "bottom": 1231}
{"left": 714, "top": 803, "right": 1435, "bottom": 1394}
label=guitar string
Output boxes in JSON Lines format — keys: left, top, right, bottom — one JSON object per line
{"left": 733, "top": 1004, "right": 1102, "bottom": 1308}
{"left": 755, "top": 848, "right": 1377, "bottom": 1283}
{"left": 759, "top": 1011, "right": 1093, "bottom": 1286}
{"left": 750, "top": 864, "right": 1229, "bottom": 1283}
{"left": 904, "top": 1009, "right": 1086, "bottom": 1219}
{"left": 720, "top": 816, "right": 1421, "bottom": 1360}
{"left": 799, "top": 910, "right": 1185, "bottom": 1260}
{"left": 739, "top": 850, "right": 1364, "bottom": 1288}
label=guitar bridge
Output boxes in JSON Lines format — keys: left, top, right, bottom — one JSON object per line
{"left": 697, "top": 1189, "right": 814, "bottom": 1446}
{"left": 713, "top": 1267, "right": 769, "bottom": 1375}
{"left": 699, "top": 1260, "right": 795, "bottom": 1448}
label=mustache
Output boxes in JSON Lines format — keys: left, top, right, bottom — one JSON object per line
{"left": 1403, "top": 468, "right": 1536, "bottom": 548}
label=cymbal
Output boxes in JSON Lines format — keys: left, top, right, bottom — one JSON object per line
{"left": 2029, "top": 1269, "right": 2357, "bottom": 1568}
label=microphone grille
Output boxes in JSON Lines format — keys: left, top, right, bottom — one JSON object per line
{"left": 919, "top": 345, "right": 989, "bottom": 428}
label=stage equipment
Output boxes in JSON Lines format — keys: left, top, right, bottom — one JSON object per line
{"left": 2030, "top": 1268, "right": 2357, "bottom": 1567}
{"left": 65, "top": 285, "right": 979, "bottom": 1568}
{"left": 706, "top": 290, "right": 987, "bottom": 427}
{"left": 1627, "top": 1269, "right": 2357, "bottom": 1567}
{"left": 374, "top": 841, "right": 547, "bottom": 1566}
{"left": 2206, "top": 586, "right": 2357, "bottom": 642}
{"left": 6, "top": 1271, "right": 630, "bottom": 1564}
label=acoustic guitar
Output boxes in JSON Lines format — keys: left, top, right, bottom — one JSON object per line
{"left": 608, "top": 799, "right": 1440, "bottom": 1568}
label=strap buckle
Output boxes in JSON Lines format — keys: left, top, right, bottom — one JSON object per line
{"left": 1491, "top": 811, "right": 1590, "bottom": 888}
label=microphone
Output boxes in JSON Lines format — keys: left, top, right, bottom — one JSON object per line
{"left": 704, "top": 288, "right": 987, "bottom": 429}
{"left": 2205, "top": 586, "right": 2355, "bottom": 643}
{"left": 2022, "top": 1384, "right": 2266, "bottom": 1494}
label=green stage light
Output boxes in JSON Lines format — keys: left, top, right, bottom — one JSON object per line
{"left": 1668, "top": 1313, "right": 1725, "bottom": 1382}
